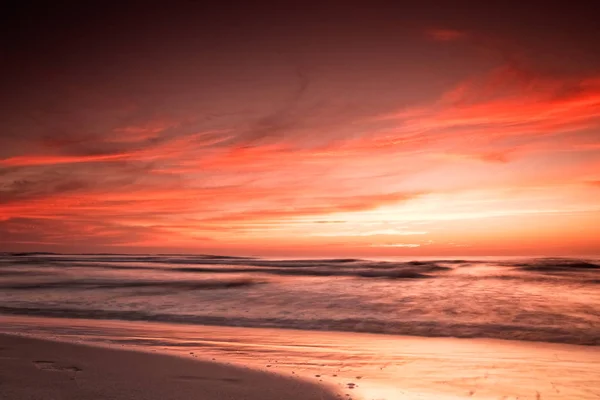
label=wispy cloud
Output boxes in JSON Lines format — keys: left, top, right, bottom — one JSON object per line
{"left": 2, "top": 22, "right": 600, "bottom": 255}
{"left": 311, "top": 229, "right": 428, "bottom": 237}
{"left": 371, "top": 243, "right": 421, "bottom": 248}
{"left": 379, "top": 68, "right": 600, "bottom": 142}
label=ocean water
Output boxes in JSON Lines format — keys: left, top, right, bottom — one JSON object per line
{"left": 1, "top": 253, "right": 598, "bottom": 345}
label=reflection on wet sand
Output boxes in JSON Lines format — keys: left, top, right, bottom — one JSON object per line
{"left": 2, "top": 315, "right": 599, "bottom": 399}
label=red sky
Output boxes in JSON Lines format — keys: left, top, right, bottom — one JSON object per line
{"left": 1, "top": 3, "right": 599, "bottom": 256}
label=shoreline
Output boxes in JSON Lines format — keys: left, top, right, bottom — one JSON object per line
{"left": 0, "top": 333, "right": 340, "bottom": 400}
{"left": 2, "top": 311, "right": 598, "bottom": 349}
{"left": 2, "top": 315, "right": 600, "bottom": 399}
{"left": 1, "top": 306, "right": 597, "bottom": 346}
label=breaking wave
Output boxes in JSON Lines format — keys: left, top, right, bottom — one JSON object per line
{"left": 0, "top": 253, "right": 598, "bottom": 346}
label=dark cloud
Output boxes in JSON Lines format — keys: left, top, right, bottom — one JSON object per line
{"left": 0, "top": 176, "right": 89, "bottom": 204}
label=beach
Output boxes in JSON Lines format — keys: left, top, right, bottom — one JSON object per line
{"left": 2, "top": 315, "right": 600, "bottom": 400}
{"left": 0, "top": 332, "right": 339, "bottom": 400}
{"left": 1, "top": 254, "right": 599, "bottom": 399}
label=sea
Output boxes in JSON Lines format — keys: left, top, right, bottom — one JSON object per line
{"left": 1, "top": 253, "right": 599, "bottom": 399}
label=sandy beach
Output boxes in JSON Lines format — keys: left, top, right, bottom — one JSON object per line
{"left": 0, "top": 333, "right": 339, "bottom": 400}
{"left": 2, "top": 315, "right": 600, "bottom": 399}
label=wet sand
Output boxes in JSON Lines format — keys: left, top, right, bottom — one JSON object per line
{"left": 0, "top": 333, "right": 339, "bottom": 400}
{"left": 2, "top": 315, "right": 600, "bottom": 399}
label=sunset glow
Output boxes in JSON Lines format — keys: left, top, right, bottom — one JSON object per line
{"left": 2, "top": 4, "right": 599, "bottom": 256}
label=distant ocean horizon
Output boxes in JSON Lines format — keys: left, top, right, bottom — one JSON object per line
{"left": 4, "top": 251, "right": 600, "bottom": 258}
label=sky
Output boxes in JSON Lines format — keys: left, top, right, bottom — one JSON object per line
{"left": 1, "top": 3, "right": 599, "bottom": 256}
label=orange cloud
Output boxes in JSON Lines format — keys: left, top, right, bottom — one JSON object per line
{"left": 3, "top": 27, "right": 600, "bottom": 255}
{"left": 378, "top": 67, "right": 600, "bottom": 146}
{"left": 0, "top": 130, "right": 226, "bottom": 167}
{"left": 0, "top": 153, "right": 133, "bottom": 166}
{"left": 203, "top": 192, "right": 421, "bottom": 223}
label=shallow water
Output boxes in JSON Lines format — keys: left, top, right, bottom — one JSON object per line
{"left": 0, "top": 253, "right": 598, "bottom": 345}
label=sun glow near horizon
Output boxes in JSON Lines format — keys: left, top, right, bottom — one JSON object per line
{"left": 1, "top": 5, "right": 600, "bottom": 256}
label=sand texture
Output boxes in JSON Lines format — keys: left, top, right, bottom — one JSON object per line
{"left": 0, "top": 334, "right": 338, "bottom": 400}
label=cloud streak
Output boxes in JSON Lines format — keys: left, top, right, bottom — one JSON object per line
{"left": 2, "top": 14, "right": 600, "bottom": 255}
{"left": 379, "top": 68, "right": 600, "bottom": 143}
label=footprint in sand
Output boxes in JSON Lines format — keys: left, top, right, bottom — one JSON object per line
{"left": 33, "top": 360, "right": 82, "bottom": 374}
